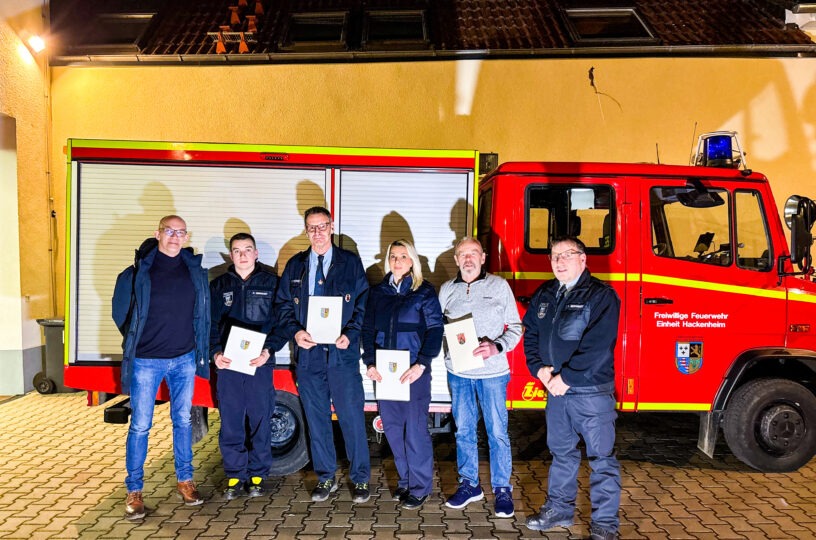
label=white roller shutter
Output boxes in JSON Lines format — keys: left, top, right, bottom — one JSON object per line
{"left": 72, "top": 162, "right": 327, "bottom": 363}
{"left": 336, "top": 169, "right": 473, "bottom": 403}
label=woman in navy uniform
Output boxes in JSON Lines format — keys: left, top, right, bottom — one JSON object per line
{"left": 362, "top": 240, "right": 444, "bottom": 509}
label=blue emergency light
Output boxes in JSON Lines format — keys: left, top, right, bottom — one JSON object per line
{"left": 704, "top": 135, "right": 733, "bottom": 167}
{"left": 693, "top": 131, "right": 746, "bottom": 170}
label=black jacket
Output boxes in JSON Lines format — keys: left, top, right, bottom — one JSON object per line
{"left": 112, "top": 238, "right": 210, "bottom": 394}
{"left": 361, "top": 274, "right": 443, "bottom": 370}
{"left": 209, "top": 263, "right": 287, "bottom": 358}
{"left": 275, "top": 245, "right": 369, "bottom": 368}
{"left": 523, "top": 269, "right": 620, "bottom": 387}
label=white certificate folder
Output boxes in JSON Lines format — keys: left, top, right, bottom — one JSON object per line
{"left": 223, "top": 326, "right": 266, "bottom": 376}
{"left": 306, "top": 296, "right": 343, "bottom": 344}
{"left": 376, "top": 350, "right": 410, "bottom": 402}
{"left": 444, "top": 316, "right": 483, "bottom": 374}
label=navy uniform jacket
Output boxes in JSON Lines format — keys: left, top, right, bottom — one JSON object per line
{"left": 523, "top": 269, "right": 620, "bottom": 388}
{"left": 209, "top": 263, "right": 287, "bottom": 358}
{"left": 112, "top": 238, "right": 210, "bottom": 394}
{"left": 275, "top": 245, "right": 369, "bottom": 369}
{"left": 361, "top": 274, "right": 444, "bottom": 370}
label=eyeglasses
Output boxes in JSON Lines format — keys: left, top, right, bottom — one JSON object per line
{"left": 161, "top": 228, "right": 188, "bottom": 238}
{"left": 549, "top": 249, "right": 583, "bottom": 263}
{"left": 306, "top": 222, "right": 331, "bottom": 234}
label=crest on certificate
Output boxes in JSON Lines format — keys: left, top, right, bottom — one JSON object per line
{"left": 321, "top": 307, "right": 330, "bottom": 318}
{"left": 240, "top": 339, "right": 251, "bottom": 350}
{"left": 388, "top": 362, "right": 398, "bottom": 373}
{"left": 457, "top": 332, "right": 466, "bottom": 345}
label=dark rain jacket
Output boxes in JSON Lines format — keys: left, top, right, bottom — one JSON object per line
{"left": 523, "top": 269, "right": 620, "bottom": 387}
{"left": 361, "top": 274, "right": 444, "bottom": 370}
{"left": 111, "top": 238, "right": 210, "bottom": 394}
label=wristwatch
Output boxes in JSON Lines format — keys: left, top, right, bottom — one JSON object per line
{"left": 495, "top": 342, "right": 504, "bottom": 353}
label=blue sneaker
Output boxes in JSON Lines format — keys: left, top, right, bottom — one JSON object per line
{"left": 525, "top": 507, "right": 574, "bottom": 531}
{"left": 493, "top": 487, "right": 514, "bottom": 518}
{"left": 444, "top": 483, "right": 484, "bottom": 509}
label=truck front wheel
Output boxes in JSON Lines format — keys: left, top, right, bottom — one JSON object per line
{"left": 268, "top": 390, "right": 309, "bottom": 476}
{"left": 723, "top": 378, "right": 816, "bottom": 472}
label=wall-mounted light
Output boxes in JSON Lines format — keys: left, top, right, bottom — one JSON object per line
{"left": 27, "top": 34, "right": 45, "bottom": 53}
{"left": 18, "top": 30, "right": 46, "bottom": 56}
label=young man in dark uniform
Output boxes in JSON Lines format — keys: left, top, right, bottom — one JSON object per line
{"left": 210, "top": 233, "right": 286, "bottom": 499}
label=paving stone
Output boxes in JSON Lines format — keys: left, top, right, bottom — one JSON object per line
{"left": 6, "top": 393, "right": 816, "bottom": 539}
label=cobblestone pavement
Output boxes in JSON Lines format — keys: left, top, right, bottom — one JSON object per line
{"left": 2, "top": 392, "right": 816, "bottom": 539}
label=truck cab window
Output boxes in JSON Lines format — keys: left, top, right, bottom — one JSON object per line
{"left": 526, "top": 184, "right": 614, "bottom": 253}
{"left": 650, "top": 185, "right": 731, "bottom": 266}
{"left": 735, "top": 190, "right": 772, "bottom": 271}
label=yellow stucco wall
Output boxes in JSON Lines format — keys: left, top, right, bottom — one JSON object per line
{"left": 0, "top": 15, "right": 48, "bottom": 346}
{"left": 48, "top": 57, "right": 816, "bottom": 316}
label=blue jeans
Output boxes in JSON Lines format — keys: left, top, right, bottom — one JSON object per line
{"left": 125, "top": 351, "right": 196, "bottom": 492}
{"left": 545, "top": 383, "right": 620, "bottom": 532}
{"left": 448, "top": 372, "right": 512, "bottom": 490}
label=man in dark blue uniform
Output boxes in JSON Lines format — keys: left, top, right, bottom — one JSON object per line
{"left": 210, "top": 232, "right": 285, "bottom": 500}
{"left": 275, "top": 206, "right": 371, "bottom": 503}
{"left": 523, "top": 236, "right": 622, "bottom": 540}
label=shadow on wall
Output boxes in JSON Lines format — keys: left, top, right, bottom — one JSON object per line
{"left": 365, "top": 211, "right": 432, "bottom": 287}
{"left": 92, "top": 181, "right": 176, "bottom": 360}
{"left": 205, "top": 217, "right": 275, "bottom": 281}
{"left": 431, "top": 198, "right": 473, "bottom": 290}
{"left": 276, "top": 179, "right": 327, "bottom": 274}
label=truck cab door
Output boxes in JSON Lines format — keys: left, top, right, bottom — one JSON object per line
{"left": 637, "top": 178, "right": 785, "bottom": 411}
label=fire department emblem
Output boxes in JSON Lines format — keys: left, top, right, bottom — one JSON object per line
{"left": 223, "top": 291, "right": 233, "bottom": 307}
{"left": 321, "top": 308, "right": 330, "bottom": 318}
{"left": 388, "top": 362, "right": 398, "bottom": 373}
{"left": 537, "top": 303, "right": 549, "bottom": 319}
{"left": 457, "top": 333, "right": 466, "bottom": 345}
{"left": 675, "top": 340, "right": 703, "bottom": 375}
{"left": 240, "top": 339, "right": 251, "bottom": 350}
{"left": 344, "top": 293, "right": 351, "bottom": 303}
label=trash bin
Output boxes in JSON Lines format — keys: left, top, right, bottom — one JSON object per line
{"left": 35, "top": 318, "right": 74, "bottom": 394}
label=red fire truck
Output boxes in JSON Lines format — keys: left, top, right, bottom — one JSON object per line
{"left": 483, "top": 133, "right": 816, "bottom": 472}
{"left": 64, "top": 135, "right": 816, "bottom": 474}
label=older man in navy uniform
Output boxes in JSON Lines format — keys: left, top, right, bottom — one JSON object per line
{"left": 275, "top": 206, "right": 371, "bottom": 503}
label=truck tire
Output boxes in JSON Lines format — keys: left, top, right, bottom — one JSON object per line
{"left": 723, "top": 378, "right": 816, "bottom": 472}
{"left": 268, "top": 391, "right": 309, "bottom": 476}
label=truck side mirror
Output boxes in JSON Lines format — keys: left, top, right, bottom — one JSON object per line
{"left": 790, "top": 213, "right": 813, "bottom": 272}
{"left": 785, "top": 195, "right": 816, "bottom": 273}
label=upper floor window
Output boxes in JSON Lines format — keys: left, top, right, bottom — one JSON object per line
{"left": 362, "top": 10, "right": 429, "bottom": 50}
{"left": 562, "top": 8, "right": 657, "bottom": 45}
{"left": 280, "top": 12, "right": 348, "bottom": 52}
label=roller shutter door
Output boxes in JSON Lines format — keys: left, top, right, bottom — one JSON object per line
{"left": 336, "top": 169, "right": 473, "bottom": 402}
{"left": 71, "top": 162, "right": 327, "bottom": 363}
